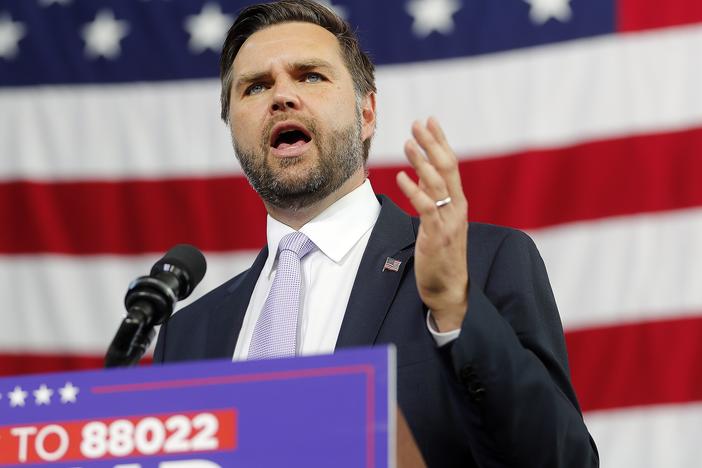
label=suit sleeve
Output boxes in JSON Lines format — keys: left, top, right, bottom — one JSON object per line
{"left": 450, "top": 229, "right": 599, "bottom": 467}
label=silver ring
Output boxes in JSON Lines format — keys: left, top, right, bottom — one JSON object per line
{"left": 435, "top": 196, "right": 452, "bottom": 208}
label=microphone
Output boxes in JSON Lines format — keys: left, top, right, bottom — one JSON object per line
{"left": 105, "top": 244, "right": 207, "bottom": 368}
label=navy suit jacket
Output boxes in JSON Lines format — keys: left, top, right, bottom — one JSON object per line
{"left": 154, "top": 195, "right": 598, "bottom": 467}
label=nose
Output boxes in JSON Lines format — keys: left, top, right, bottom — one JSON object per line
{"left": 270, "top": 78, "right": 301, "bottom": 113}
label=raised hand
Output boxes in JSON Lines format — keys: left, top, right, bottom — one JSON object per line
{"left": 396, "top": 117, "right": 469, "bottom": 332}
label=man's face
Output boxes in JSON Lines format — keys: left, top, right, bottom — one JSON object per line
{"left": 228, "top": 22, "right": 374, "bottom": 210}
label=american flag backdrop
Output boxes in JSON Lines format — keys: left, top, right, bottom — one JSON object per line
{"left": 1, "top": 0, "right": 701, "bottom": 465}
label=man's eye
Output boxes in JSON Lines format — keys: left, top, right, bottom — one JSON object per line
{"left": 304, "top": 73, "right": 323, "bottom": 83}
{"left": 246, "top": 83, "right": 266, "bottom": 95}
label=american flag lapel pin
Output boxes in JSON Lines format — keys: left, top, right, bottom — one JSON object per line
{"left": 383, "top": 257, "right": 402, "bottom": 272}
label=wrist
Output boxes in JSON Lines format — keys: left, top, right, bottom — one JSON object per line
{"left": 432, "top": 302, "right": 467, "bottom": 332}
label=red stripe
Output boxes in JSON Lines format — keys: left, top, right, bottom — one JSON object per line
{"left": 0, "top": 176, "right": 268, "bottom": 254}
{"left": 618, "top": 0, "right": 702, "bottom": 32}
{"left": 387, "top": 126, "right": 702, "bottom": 231}
{"left": 1, "top": 127, "right": 701, "bottom": 254}
{"left": 0, "top": 352, "right": 150, "bottom": 377}
{"left": 566, "top": 315, "right": 702, "bottom": 412}
{"left": 2, "top": 315, "right": 701, "bottom": 413}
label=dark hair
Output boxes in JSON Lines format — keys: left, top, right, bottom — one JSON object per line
{"left": 219, "top": 0, "right": 376, "bottom": 124}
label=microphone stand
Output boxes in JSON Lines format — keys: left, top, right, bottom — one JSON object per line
{"left": 104, "top": 274, "right": 177, "bottom": 368}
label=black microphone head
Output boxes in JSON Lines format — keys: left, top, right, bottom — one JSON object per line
{"left": 151, "top": 244, "right": 207, "bottom": 300}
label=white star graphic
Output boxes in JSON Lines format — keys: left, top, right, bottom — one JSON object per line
{"left": 406, "top": 0, "right": 462, "bottom": 38}
{"left": 316, "top": 0, "right": 349, "bottom": 20}
{"left": 58, "top": 382, "right": 79, "bottom": 404}
{"left": 33, "top": 384, "right": 53, "bottom": 405}
{"left": 184, "top": 3, "right": 232, "bottom": 53}
{"left": 523, "top": 0, "right": 572, "bottom": 25}
{"left": 8, "top": 386, "right": 28, "bottom": 407}
{"left": 0, "top": 13, "right": 26, "bottom": 60}
{"left": 81, "top": 9, "right": 130, "bottom": 59}
{"left": 38, "top": 0, "right": 72, "bottom": 6}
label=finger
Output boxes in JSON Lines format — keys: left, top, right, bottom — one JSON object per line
{"left": 411, "top": 120, "right": 446, "bottom": 168}
{"left": 404, "top": 139, "right": 451, "bottom": 202}
{"left": 427, "top": 116, "right": 452, "bottom": 154}
{"left": 396, "top": 171, "right": 443, "bottom": 232}
{"left": 413, "top": 119, "right": 465, "bottom": 202}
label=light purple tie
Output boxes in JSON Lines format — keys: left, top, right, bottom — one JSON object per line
{"left": 248, "top": 231, "right": 315, "bottom": 359}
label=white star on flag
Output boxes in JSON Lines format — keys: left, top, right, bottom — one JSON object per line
{"left": 58, "top": 382, "right": 79, "bottom": 403}
{"left": 523, "top": 0, "right": 572, "bottom": 25}
{"left": 0, "top": 13, "right": 26, "bottom": 60}
{"left": 33, "top": 384, "right": 53, "bottom": 405}
{"left": 39, "top": 0, "right": 73, "bottom": 6}
{"left": 8, "top": 386, "right": 28, "bottom": 407}
{"left": 406, "top": 0, "right": 462, "bottom": 38}
{"left": 81, "top": 9, "right": 130, "bottom": 59}
{"left": 316, "top": 0, "right": 349, "bottom": 20}
{"left": 184, "top": 3, "right": 233, "bottom": 53}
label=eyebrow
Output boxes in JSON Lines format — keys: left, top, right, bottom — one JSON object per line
{"left": 234, "top": 59, "right": 337, "bottom": 90}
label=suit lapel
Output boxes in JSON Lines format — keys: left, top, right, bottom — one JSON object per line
{"left": 204, "top": 246, "right": 269, "bottom": 359}
{"left": 336, "top": 196, "right": 417, "bottom": 349}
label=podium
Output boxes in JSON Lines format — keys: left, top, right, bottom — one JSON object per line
{"left": 0, "top": 347, "right": 425, "bottom": 467}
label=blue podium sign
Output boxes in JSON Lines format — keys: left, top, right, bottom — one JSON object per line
{"left": 0, "top": 347, "right": 395, "bottom": 468}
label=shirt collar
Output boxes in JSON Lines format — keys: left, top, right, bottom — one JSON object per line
{"left": 262, "top": 179, "right": 380, "bottom": 278}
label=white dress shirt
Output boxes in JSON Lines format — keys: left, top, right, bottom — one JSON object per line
{"left": 233, "top": 180, "right": 458, "bottom": 361}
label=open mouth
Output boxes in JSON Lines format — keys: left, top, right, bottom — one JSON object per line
{"left": 270, "top": 123, "right": 312, "bottom": 152}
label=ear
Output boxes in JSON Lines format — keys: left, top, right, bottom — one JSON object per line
{"left": 360, "top": 92, "right": 376, "bottom": 143}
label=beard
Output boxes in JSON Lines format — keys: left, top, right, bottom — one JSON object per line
{"left": 232, "top": 111, "right": 365, "bottom": 211}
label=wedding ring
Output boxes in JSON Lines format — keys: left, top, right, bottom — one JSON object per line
{"left": 435, "top": 196, "right": 452, "bottom": 208}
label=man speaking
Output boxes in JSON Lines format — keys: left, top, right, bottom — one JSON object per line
{"left": 154, "top": 1, "right": 598, "bottom": 466}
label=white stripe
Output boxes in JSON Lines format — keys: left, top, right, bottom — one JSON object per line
{"left": 0, "top": 81, "right": 238, "bottom": 181}
{"left": 2, "top": 25, "right": 702, "bottom": 179}
{"left": 585, "top": 402, "right": 702, "bottom": 468}
{"left": 530, "top": 207, "right": 702, "bottom": 330}
{"left": 377, "top": 23, "right": 702, "bottom": 164}
{"left": 2, "top": 207, "right": 702, "bottom": 352}
{"left": 0, "top": 251, "right": 258, "bottom": 353}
